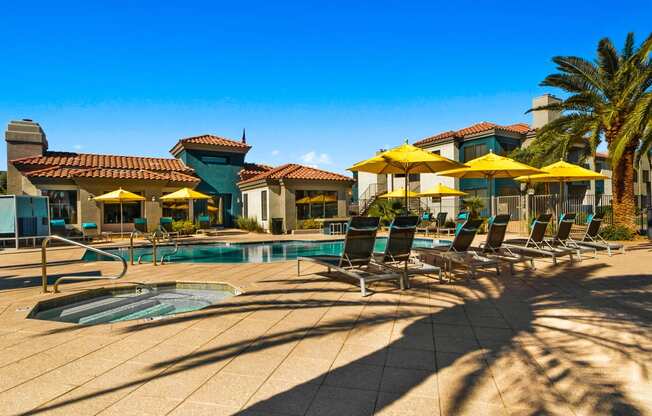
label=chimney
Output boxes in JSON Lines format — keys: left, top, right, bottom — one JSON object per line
{"left": 5, "top": 119, "right": 48, "bottom": 195}
{"left": 531, "top": 94, "right": 561, "bottom": 129}
{"left": 5, "top": 119, "right": 48, "bottom": 161}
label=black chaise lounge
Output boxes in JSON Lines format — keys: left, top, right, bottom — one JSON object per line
{"left": 474, "top": 214, "right": 535, "bottom": 274}
{"left": 546, "top": 213, "right": 597, "bottom": 260}
{"left": 372, "top": 216, "right": 442, "bottom": 287}
{"left": 569, "top": 212, "right": 625, "bottom": 256}
{"left": 503, "top": 214, "right": 576, "bottom": 264}
{"left": 297, "top": 216, "right": 402, "bottom": 296}
{"left": 415, "top": 219, "right": 500, "bottom": 282}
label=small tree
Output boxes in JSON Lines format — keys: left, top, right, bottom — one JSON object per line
{"left": 463, "top": 197, "right": 485, "bottom": 219}
{"left": 367, "top": 199, "right": 404, "bottom": 225}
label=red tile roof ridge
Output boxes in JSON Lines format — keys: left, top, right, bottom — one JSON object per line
{"left": 179, "top": 134, "right": 251, "bottom": 149}
{"left": 238, "top": 163, "right": 352, "bottom": 185}
{"left": 414, "top": 121, "right": 532, "bottom": 147}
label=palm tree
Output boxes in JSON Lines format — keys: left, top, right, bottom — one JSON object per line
{"left": 530, "top": 32, "right": 652, "bottom": 231}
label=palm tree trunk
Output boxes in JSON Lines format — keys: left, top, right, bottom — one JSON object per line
{"left": 610, "top": 146, "right": 638, "bottom": 232}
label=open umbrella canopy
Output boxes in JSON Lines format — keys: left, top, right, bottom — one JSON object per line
{"left": 418, "top": 183, "right": 468, "bottom": 197}
{"left": 379, "top": 188, "right": 421, "bottom": 199}
{"left": 349, "top": 143, "right": 465, "bottom": 175}
{"left": 514, "top": 160, "right": 607, "bottom": 183}
{"left": 160, "top": 187, "right": 212, "bottom": 201}
{"left": 437, "top": 151, "right": 543, "bottom": 179}
{"left": 93, "top": 188, "right": 145, "bottom": 203}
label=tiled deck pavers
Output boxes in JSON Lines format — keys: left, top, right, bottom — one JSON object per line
{"left": 0, "top": 237, "right": 650, "bottom": 415}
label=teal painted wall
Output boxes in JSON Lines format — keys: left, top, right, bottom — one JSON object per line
{"left": 177, "top": 149, "right": 246, "bottom": 226}
{"left": 459, "top": 135, "right": 521, "bottom": 197}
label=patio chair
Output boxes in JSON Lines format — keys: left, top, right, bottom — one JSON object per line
{"left": 81, "top": 222, "right": 110, "bottom": 242}
{"left": 546, "top": 213, "right": 597, "bottom": 260}
{"left": 297, "top": 216, "right": 403, "bottom": 296}
{"left": 416, "top": 212, "right": 439, "bottom": 236}
{"left": 502, "top": 214, "right": 576, "bottom": 265}
{"left": 134, "top": 217, "right": 148, "bottom": 233}
{"left": 473, "top": 214, "right": 535, "bottom": 274}
{"left": 197, "top": 215, "right": 211, "bottom": 230}
{"left": 569, "top": 212, "right": 625, "bottom": 256}
{"left": 160, "top": 217, "right": 174, "bottom": 233}
{"left": 415, "top": 218, "right": 500, "bottom": 282}
{"left": 49, "top": 219, "right": 67, "bottom": 237}
{"left": 372, "top": 216, "right": 442, "bottom": 287}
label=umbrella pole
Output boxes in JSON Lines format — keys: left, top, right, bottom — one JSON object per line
{"left": 120, "top": 201, "right": 123, "bottom": 237}
{"left": 405, "top": 169, "right": 409, "bottom": 215}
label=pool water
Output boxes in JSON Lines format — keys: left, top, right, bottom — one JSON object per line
{"left": 83, "top": 238, "right": 450, "bottom": 264}
{"left": 29, "top": 282, "right": 238, "bottom": 324}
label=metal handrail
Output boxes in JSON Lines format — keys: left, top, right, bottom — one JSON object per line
{"left": 129, "top": 230, "right": 146, "bottom": 265}
{"left": 160, "top": 239, "right": 179, "bottom": 264}
{"left": 41, "top": 235, "right": 128, "bottom": 293}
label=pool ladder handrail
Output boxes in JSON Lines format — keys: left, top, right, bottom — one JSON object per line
{"left": 160, "top": 239, "right": 179, "bottom": 265}
{"left": 41, "top": 235, "right": 128, "bottom": 293}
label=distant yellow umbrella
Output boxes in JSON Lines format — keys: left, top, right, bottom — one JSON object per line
{"left": 515, "top": 160, "right": 607, "bottom": 216}
{"left": 379, "top": 188, "right": 421, "bottom": 199}
{"left": 349, "top": 142, "right": 465, "bottom": 210}
{"left": 418, "top": 183, "right": 468, "bottom": 212}
{"left": 94, "top": 188, "right": 146, "bottom": 234}
{"left": 160, "top": 187, "right": 212, "bottom": 201}
{"left": 438, "top": 151, "right": 543, "bottom": 215}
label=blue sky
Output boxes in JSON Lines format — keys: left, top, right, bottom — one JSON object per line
{"left": 1, "top": 1, "right": 650, "bottom": 173}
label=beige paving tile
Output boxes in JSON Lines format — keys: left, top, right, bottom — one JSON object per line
{"left": 271, "top": 355, "right": 333, "bottom": 385}
{"left": 167, "top": 401, "right": 241, "bottom": 416}
{"left": 333, "top": 344, "right": 387, "bottom": 367}
{"left": 380, "top": 367, "right": 438, "bottom": 398}
{"left": 0, "top": 380, "right": 77, "bottom": 415}
{"left": 99, "top": 393, "right": 182, "bottom": 415}
{"left": 386, "top": 347, "right": 436, "bottom": 371}
{"left": 186, "top": 372, "right": 266, "bottom": 407}
{"left": 325, "top": 362, "right": 384, "bottom": 391}
{"left": 221, "top": 352, "right": 286, "bottom": 377}
{"left": 245, "top": 377, "right": 320, "bottom": 415}
{"left": 306, "top": 385, "right": 377, "bottom": 416}
{"left": 375, "top": 391, "right": 440, "bottom": 416}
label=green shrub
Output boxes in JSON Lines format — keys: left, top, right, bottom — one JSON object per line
{"left": 235, "top": 216, "right": 265, "bottom": 233}
{"left": 298, "top": 219, "right": 322, "bottom": 229}
{"left": 599, "top": 225, "right": 635, "bottom": 241}
{"left": 444, "top": 220, "right": 456, "bottom": 228}
{"left": 463, "top": 197, "right": 485, "bottom": 219}
{"left": 367, "top": 199, "right": 404, "bottom": 226}
{"left": 172, "top": 220, "right": 198, "bottom": 235}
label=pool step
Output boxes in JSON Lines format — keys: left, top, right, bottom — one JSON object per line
{"left": 79, "top": 299, "right": 162, "bottom": 325}
{"left": 112, "top": 303, "right": 176, "bottom": 322}
{"left": 37, "top": 291, "right": 160, "bottom": 323}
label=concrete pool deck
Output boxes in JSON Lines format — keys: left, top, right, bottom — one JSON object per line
{"left": 0, "top": 236, "right": 650, "bottom": 415}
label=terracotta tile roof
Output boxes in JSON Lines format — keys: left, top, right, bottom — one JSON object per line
{"left": 595, "top": 151, "right": 609, "bottom": 159}
{"left": 24, "top": 166, "right": 199, "bottom": 183}
{"left": 239, "top": 163, "right": 353, "bottom": 185}
{"left": 177, "top": 134, "right": 251, "bottom": 150}
{"left": 11, "top": 151, "right": 192, "bottom": 172}
{"left": 239, "top": 163, "right": 274, "bottom": 181}
{"left": 414, "top": 122, "right": 533, "bottom": 147}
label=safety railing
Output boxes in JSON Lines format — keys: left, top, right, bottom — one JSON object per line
{"left": 41, "top": 235, "right": 128, "bottom": 293}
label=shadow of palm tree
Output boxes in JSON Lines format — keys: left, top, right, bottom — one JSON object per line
{"left": 26, "top": 262, "right": 652, "bottom": 415}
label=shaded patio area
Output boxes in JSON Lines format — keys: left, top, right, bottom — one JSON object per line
{"left": 0, "top": 241, "right": 650, "bottom": 415}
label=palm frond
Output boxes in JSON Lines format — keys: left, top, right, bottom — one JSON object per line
{"left": 635, "top": 125, "right": 652, "bottom": 164}
{"left": 622, "top": 33, "right": 635, "bottom": 59}
{"left": 597, "top": 37, "right": 620, "bottom": 79}
{"left": 552, "top": 56, "right": 605, "bottom": 92}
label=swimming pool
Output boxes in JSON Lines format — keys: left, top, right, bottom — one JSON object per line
{"left": 29, "top": 282, "right": 238, "bottom": 325}
{"left": 83, "top": 237, "right": 450, "bottom": 264}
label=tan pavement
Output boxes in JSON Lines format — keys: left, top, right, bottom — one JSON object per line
{"left": 0, "top": 237, "right": 650, "bottom": 415}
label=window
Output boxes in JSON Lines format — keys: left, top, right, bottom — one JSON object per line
{"left": 261, "top": 191, "right": 268, "bottom": 221}
{"left": 243, "top": 193, "right": 249, "bottom": 218}
{"left": 296, "top": 190, "right": 338, "bottom": 220}
{"left": 201, "top": 155, "right": 229, "bottom": 165}
{"left": 103, "top": 191, "right": 142, "bottom": 224}
{"left": 431, "top": 150, "right": 441, "bottom": 155}
{"left": 42, "top": 190, "right": 77, "bottom": 224}
{"left": 463, "top": 143, "right": 488, "bottom": 162}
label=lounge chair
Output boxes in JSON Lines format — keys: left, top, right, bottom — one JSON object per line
{"left": 197, "top": 215, "right": 211, "bottom": 230}
{"left": 569, "top": 212, "right": 625, "bottom": 256}
{"left": 50, "top": 219, "right": 67, "bottom": 237}
{"left": 160, "top": 217, "right": 174, "bottom": 233}
{"left": 372, "top": 216, "right": 442, "bottom": 287}
{"left": 134, "top": 218, "right": 148, "bottom": 233}
{"left": 297, "top": 216, "right": 403, "bottom": 296}
{"left": 474, "top": 214, "right": 535, "bottom": 274}
{"left": 81, "top": 222, "right": 110, "bottom": 242}
{"left": 546, "top": 213, "right": 597, "bottom": 260}
{"left": 503, "top": 214, "right": 576, "bottom": 265}
{"left": 416, "top": 211, "right": 439, "bottom": 236}
{"left": 415, "top": 219, "right": 500, "bottom": 282}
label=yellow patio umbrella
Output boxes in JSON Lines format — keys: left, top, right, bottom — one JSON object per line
{"left": 418, "top": 183, "right": 468, "bottom": 212}
{"left": 94, "top": 188, "right": 146, "bottom": 235}
{"left": 378, "top": 188, "right": 421, "bottom": 199}
{"left": 515, "top": 160, "right": 607, "bottom": 216}
{"left": 437, "top": 151, "right": 543, "bottom": 215}
{"left": 161, "top": 188, "right": 212, "bottom": 222}
{"left": 160, "top": 187, "right": 212, "bottom": 201}
{"left": 349, "top": 142, "right": 465, "bottom": 211}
